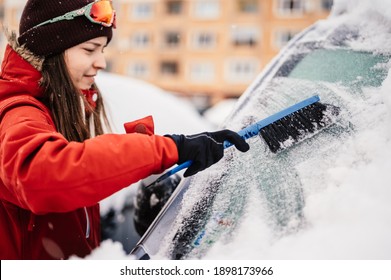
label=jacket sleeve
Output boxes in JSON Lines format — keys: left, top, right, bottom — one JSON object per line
{"left": 0, "top": 105, "right": 179, "bottom": 214}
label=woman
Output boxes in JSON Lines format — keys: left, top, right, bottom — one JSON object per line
{"left": 0, "top": 0, "right": 249, "bottom": 259}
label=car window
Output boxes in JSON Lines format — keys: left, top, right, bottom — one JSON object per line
{"left": 282, "top": 49, "right": 390, "bottom": 88}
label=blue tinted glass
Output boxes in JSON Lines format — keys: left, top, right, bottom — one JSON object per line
{"left": 288, "top": 49, "right": 390, "bottom": 88}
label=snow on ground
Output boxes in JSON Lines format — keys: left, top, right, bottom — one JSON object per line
{"left": 97, "top": 71, "right": 214, "bottom": 135}
{"left": 203, "top": 99, "right": 238, "bottom": 128}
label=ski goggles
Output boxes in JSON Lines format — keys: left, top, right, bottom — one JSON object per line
{"left": 34, "top": 0, "right": 116, "bottom": 29}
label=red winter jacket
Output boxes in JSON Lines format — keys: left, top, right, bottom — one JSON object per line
{"left": 0, "top": 43, "right": 178, "bottom": 259}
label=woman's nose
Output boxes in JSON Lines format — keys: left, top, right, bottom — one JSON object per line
{"left": 94, "top": 53, "right": 106, "bottom": 70}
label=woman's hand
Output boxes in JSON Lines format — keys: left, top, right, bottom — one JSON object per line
{"left": 166, "top": 130, "right": 250, "bottom": 177}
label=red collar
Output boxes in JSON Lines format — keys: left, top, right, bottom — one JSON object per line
{"left": 0, "top": 45, "right": 44, "bottom": 100}
{"left": 81, "top": 89, "right": 98, "bottom": 109}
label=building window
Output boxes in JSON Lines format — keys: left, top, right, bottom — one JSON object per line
{"left": 130, "top": 32, "right": 150, "bottom": 49}
{"left": 161, "top": 61, "right": 179, "bottom": 75}
{"left": 274, "top": 29, "right": 298, "bottom": 49}
{"left": 237, "top": 0, "right": 259, "bottom": 13}
{"left": 166, "top": 0, "right": 183, "bottom": 14}
{"left": 321, "top": 0, "right": 333, "bottom": 10}
{"left": 128, "top": 62, "right": 150, "bottom": 78}
{"left": 231, "top": 26, "right": 259, "bottom": 47}
{"left": 164, "top": 31, "right": 181, "bottom": 48}
{"left": 276, "top": 0, "right": 304, "bottom": 15}
{"left": 225, "top": 59, "right": 258, "bottom": 83}
{"left": 189, "top": 62, "right": 215, "bottom": 82}
{"left": 192, "top": 32, "right": 217, "bottom": 49}
{"left": 193, "top": 0, "right": 220, "bottom": 19}
{"left": 131, "top": 2, "right": 154, "bottom": 20}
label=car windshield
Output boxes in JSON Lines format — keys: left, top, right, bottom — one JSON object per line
{"left": 283, "top": 48, "right": 390, "bottom": 88}
{"left": 158, "top": 46, "right": 391, "bottom": 260}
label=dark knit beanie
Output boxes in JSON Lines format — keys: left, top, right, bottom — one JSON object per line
{"left": 18, "top": 0, "right": 113, "bottom": 57}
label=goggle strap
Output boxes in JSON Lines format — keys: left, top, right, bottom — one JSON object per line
{"left": 35, "top": 9, "right": 85, "bottom": 28}
{"left": 29, "top": 1, "right": 114, "bottom": 30}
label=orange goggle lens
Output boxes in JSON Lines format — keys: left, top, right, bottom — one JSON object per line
{"left": 89, "top": 0, "right": 116, "bottom": 28}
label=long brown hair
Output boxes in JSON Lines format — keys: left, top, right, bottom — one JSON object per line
{"left": 40, "top": 53, "right": 111, "bottom": 142}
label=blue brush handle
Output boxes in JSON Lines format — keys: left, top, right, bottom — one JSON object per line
{"left": 151, "top": 95, "right": 320, "bottom": 185}
{"left": 152, "top": 160, "right": 193, "bottom": 184}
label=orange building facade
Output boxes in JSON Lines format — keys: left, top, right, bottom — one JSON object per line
{"left": 0, "top": 0, "right": 332, "bottom": 106}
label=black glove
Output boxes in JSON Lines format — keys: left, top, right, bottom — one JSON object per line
{"left": 166, "top": 129, "right": 250, "bottom": 177}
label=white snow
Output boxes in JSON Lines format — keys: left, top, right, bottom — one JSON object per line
{"left": 85, "top": 0, "right": 391, "bottom": 259}
{"left": 203, "top": 98, "right": 238, "bottom": 127}
{"left": 97, "top": 71, "right": 213, "bottom": 136}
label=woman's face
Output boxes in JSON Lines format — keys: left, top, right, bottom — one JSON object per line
{"left": 65, "top": 36, "right": 108, "bottom": 90}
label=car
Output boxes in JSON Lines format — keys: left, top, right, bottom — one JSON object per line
{"left": 130, "top": 2, "right": 391, "bottom": 260}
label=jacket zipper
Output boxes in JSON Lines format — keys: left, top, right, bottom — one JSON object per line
{"left": 81, "top": 97, "right": 92, "bottom": 239}
{"left": 84, "top": 207, "right": 90, "bottom": 239}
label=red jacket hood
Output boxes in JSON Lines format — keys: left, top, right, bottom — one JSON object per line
{"left": 0, "top": 44, "right": 44, "bottom": 101}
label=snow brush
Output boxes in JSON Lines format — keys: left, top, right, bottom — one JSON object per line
{"left": 146, "top": 95, "right": 339, "bottom": 188}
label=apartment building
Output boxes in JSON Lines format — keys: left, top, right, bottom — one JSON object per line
{"left": 0, "top": 0, "right": 332, "bottom": 106}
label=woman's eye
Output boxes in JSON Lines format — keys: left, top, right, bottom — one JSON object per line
{"left": 84, "top": 48, "right": 95, "bottom": 53}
